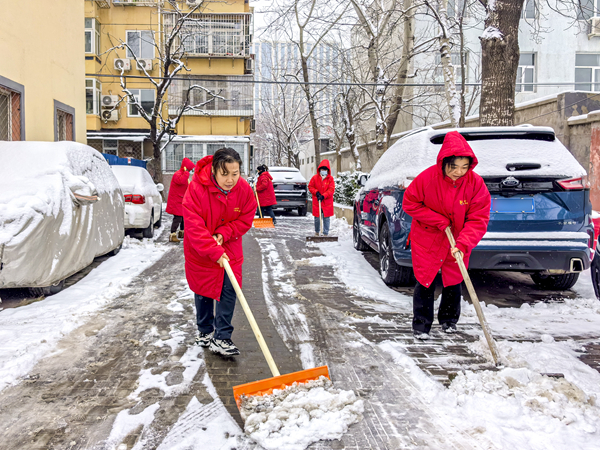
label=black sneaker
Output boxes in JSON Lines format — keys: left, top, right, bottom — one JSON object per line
{"left": 413, "top": 330, "right": 430, "bottom": 340}
{"left": 441, "top": 323, "right": 458, "bottom": 334}
{"left": 209, "top": 338, "right": 240, "bottom": 356}
{"left": 195, "top": 331, "right": 213, "bottom": 347}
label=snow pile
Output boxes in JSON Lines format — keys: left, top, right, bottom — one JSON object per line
{"left": 364, "top": 127, "right": 586, "bottom": 191}
{"left": 481, "top": 26, "right": 504, "bottom": 40}
{"left": 0, "top": 141, "right": 119, "bottom": 246}
{"left": 241, "top": 376, "right": 364, "bottom": 450}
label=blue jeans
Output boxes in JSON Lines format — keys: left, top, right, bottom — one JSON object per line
{"left": 260, "top": 205, "right": 276, "bottom": 224}
{"left": 194, "top": 274, "right": 237, "bottom": 340}
{"left": 314, "top": 216, "right": 330, "bottom": 235}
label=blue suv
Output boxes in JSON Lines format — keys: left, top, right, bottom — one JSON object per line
{"left": 353, "top": 126, "right": 594, "bottom": 290}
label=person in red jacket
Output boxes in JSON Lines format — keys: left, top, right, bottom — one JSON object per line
{"left": 255, "top": 164, "right": 277, "bottom": 224}
{"left": 166, "top": 157, "right": 195, "bottom": 243}
{"left": 402, "top": 131, "right": 491, "bottom": 339}
{"left": 308, "top": 159, "right": 335, "bottom": 236}
{"left": 182, "top": 148, "right": 257, "bottom": 356}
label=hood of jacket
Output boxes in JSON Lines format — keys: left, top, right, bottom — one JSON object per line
{"left": 259, "top": 171, "right": 273, "bottom": 181}
{"left": 436, "top": 131, "right": 478, "bottom": 177}
{"left": 181, "top": 157, "right": 195, "bottom": 172}
{"left": 317, "top": 159, "right": 331, "bottom": 174}
{"left": 195, "top": 155, "right": 214, "bottom": 186}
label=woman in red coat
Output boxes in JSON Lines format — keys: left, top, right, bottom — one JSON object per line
{"left": 166, "top": 157, "right": 195, "bottom": 242}
{"left": 402, "top": 131, "right": 491, "bottom": 339}
{"left": 255, "top": 164, "right": 277, "bottom": 224}
{"left": 308, "top": 159, "right": 335, "bottom": 236}
{"left": 182, "top": 148, "right": 257, "bottom": 356}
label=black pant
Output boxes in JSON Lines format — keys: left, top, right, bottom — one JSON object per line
{"left": 413, "top": 279, "right": 462, "bottom": 333}
{"left": 194, "top": 274, "right": 237, "bottom": 340}
{"left": 171, "top": 215, "right": 184, "bottom": 233}
{"left": 260, "top": 205, "right": 276, "bottom": 224}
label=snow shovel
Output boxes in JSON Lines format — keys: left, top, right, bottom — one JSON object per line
{"left": 445, "top": 227, "right": 501, "bottom": 366}
{"left": 223, "top": 259, "right": 330, "bottom": 410}
{"left": 306, "top": 200, "right": 338, "bottom": 242}
{"left": 253, "top": 187, "right": 274, "bottom": 229}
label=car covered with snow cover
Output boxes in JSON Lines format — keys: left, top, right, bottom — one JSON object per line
{"left": 110, "top": 165, "right": 163, "bottom": 238}
{"left": 269, "top": 167, "right": 308, "bottom": 216}
{"left": 0, "top": 141, "right": 125, "bottom": 295}
{"left": 353, "top": 126, "right": 594, "bottom": 290}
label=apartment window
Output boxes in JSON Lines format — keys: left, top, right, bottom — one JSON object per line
{"left": 521, "top": 0, "right": 535, "bottom": 19}
{"left": 311, "top": 156, "right": 314, "bottom": 163}
{"left": 516, "top": 53, "right": 536, "bottom": 92}
{"left": 177, "top": 14, "right": 250, "bottom": 56}
{"left": 85, "top": 18, "right": 101, "bottom": 54}
{"left": 164, "top": 142, "right": 246, "bottom": 172}
{"left": 128, "top": 89, "right": 155, "bottom": 117}
{"left": 577, "top": 0, "right": 597, "bottom": 20}
{"left": 103, "top": 140, "right": 118, "bottom": 155}
{"left": 575, "top": 54, "right": 600, "bottom": 91}
{"left": 320, "top": 138, "right": 330, "bottom": 154}
{"left": 86, "top": 79, "right": 102, "bottom": 115}
{"left": 55, "top": 104, "right": 74, "bottom": 142}
{"left": 0, "top": 85, "right": 23, "bottom": 141}
{"left": 126, "top": 31, "right": 154, "bottom": 59}
{"left": 434, "top": 52, "right": 468, "bottom": 85}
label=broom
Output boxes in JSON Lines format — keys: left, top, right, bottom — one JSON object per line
{"left": 253, "top": 186, "right": 274, "bottom": 228}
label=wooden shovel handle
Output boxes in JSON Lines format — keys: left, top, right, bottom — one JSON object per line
{"left": 222, "top": 259, "right": 280, "bottom": 377}
{"left": 445, "top": 227, "right": 501, "bottom": 366}
{"left": 254, "top": 186, "right": 263, "bottom": 219}
{"left": 319, "top": 199, "right": 323, "bottom": 236}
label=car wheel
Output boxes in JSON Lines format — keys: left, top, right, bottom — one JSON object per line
{"left": 353, "top": 210, "right": 369, "bottom": 251}
{"left": 530, "top": 272, "right": 580, "bottom": 290}
{"left": 379, "top": 224, "right": 414, "bottom": 286}
{"left": 298, "top": 206, "right": 307, "bottom": 216}
{"left": 142, "top": 210, "right": 154, "bottom": 239}
{"left": 29, "top": 279, "right": 65, "bottom": 297}
{"left": 155, "top": 206, "right": 162, "bottom": 227}
{"left": 109, "top": 243, "right": 122, "bottom": 256}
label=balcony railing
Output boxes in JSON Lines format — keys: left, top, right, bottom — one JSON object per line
{"left": 112, "top": 0, "right": 161, "bottom": 5}
{"left": 168, "top": 75, "right": 254, "bottom": 117}
{"left": 164, "top": 13, "right": 253, "bottom": 58}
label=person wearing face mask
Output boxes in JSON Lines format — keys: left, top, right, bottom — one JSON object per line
{"left": 183, "top": 148, "right": 257, "bottom": 356}
{"left": 308, "top": 159, "right": 336, "bottom": 236}
{"left": 402, "top": 131, "right": 490, "bottom": 340}
{"left": 255, "top": 164, "right": 277, "bottom": 224}
{"left": 166, "top": 157, "right": 195, "bottom": 243}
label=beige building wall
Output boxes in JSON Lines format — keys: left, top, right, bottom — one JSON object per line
{"left": 0, "top": 0, "right": 86, "bottom": 142}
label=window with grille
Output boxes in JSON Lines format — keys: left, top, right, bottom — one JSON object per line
{"left": 516, "top": 53, "right": 536, "bottom": 92}
{"left": 575, "top": 53, "right": 600, "bottom": 91}
{"left": 126, "top": 30, "right": 154, "bottom": 59}
{"left": 56, "top": 109, "right": 73, "bottom": 141}
{"left": 103, "top": 139, "right": 118, "bottom": 155}
{"left": 164, "top": 142, "right": 247, "bottom": 173}
{"left": 128, "top": 89, "right": 155, "bottom": 117}
{"left": 85, "top": 18, "right": 101, "bottom": 54}
{"left": 86, "top": 78, "right": 102, "bottom": 115}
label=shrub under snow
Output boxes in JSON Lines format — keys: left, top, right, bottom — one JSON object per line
{"left": 333, "top": 171, "right": 368, "bottom": 207}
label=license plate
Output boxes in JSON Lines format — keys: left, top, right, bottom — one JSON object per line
{"left": 491, "top": 197, "right": 535, "bottom": 213}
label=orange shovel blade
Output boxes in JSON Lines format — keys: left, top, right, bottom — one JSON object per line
{"left": 253, "top": 218, "right": 275, "bottom": 228}
{"left": 232, "top": 365, "right": 330, "bottom": 410}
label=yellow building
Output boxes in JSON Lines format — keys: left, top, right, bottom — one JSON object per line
{"left": 84, "top": 0, "right": 254, "bottom": 181}
{"left": 0, "top": 1, "right": 86, "bottom": 143}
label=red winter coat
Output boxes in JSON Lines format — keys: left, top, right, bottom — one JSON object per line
{"left": 308, "top": 159, "right": 335, "bottom": 217}
{"left": 402, "top": 131, "right": 491, "bottom": 288}
{"left": 256, "top": 171, "right": 276, "bottom": 207}
{"left": 166, "top": 157, "right": 195, "bottom": 216}
{"left": 182, "top": 155, "right": 257, "bottom": 299}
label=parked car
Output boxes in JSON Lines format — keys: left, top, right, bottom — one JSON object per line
{"left": 269, "top": 167, "right": 308, "bottom": 216}
{"left": 110, "top": 165, "right": 164, "bottom": 238}
{"left": 0, "top": 141, "right": 125, "bottom": 296}
{"left": 354, "top": 126, "right": 594, "bottom": 290}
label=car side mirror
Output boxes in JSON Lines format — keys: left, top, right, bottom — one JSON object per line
{"left": 70, "top": 177, "right": 99, "bottom": 205}
{"left": 156, "top": 183, "right": 164, "bottom": 192}
{"left": 359, "top": 174, "right": 369, "bottom": 187}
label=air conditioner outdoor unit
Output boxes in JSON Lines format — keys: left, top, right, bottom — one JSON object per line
{"left": 186, "top": 0, "right": 200, "bottom": 5}
{"left": 245, "top": 58, "right": 254, "bottom": 72}
{"left": 114, "top": 58, "right": 131, "bottom": 71}
{"left": 101, "top": 95, "right": 119, "bottom": 108}
{"left": 101, "top": 109, "right": 120, "bottom": 122}
{"left": 589, "top": 17, "right": 600, "bottom": 38}
{"left": 136, "top": 59, "right": 153, "bottom": 71}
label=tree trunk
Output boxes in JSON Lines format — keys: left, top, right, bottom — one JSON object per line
{"left": 479, "top": 0, "right": 523, "bottom": 126}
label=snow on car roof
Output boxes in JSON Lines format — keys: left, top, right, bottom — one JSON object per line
{"left": 111, "top": 165, "right": 159, "bottom": 198}
{"left": 0, "top": 141, "right": 120, "bottom": 246}
{"left": 364, "top": 126, "right": 586, "bottom": 190}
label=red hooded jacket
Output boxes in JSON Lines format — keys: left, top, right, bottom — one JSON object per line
{"left": 402, "top": 131, "right": 491, "bottom": 288}
{"left": 182, "top": 155, "right": 257, "bottom": 299}
{"left": 256, "top": 171, "right": 277, "bottom": 207}
{"left": 166, "top": 157, "right": 195, "bottom": 216}
{"left": 308, "top": 159, "right": 336, "bottom": 217}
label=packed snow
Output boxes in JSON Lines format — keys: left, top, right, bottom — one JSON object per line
{"left": 240, "top": 376, "right": 364, "bottom": 450}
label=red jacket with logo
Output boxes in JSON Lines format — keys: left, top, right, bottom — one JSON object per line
{"left": 182, "top": 155, "right": 257, "bottom": 299}
{"left": 256, "top": 171, "right": 277, "bottom": 207}
{"left": 308, "top": 159, "right": 336, "bottom": 217}
{"left": 166, "top": 157, "right": 195, "bottom": 216}
{"left": 402, "top": 131, "right": 491, "bottom": 287}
